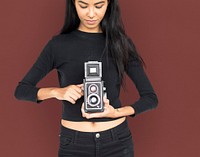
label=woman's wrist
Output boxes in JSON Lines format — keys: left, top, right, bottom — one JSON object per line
{"left": 50, "top": 87, "right": 60, "bottom": 99}
{"left": 114, "top": 106, "right": 135, "bottom": 118}
{"left": 112, "top": 108, "right": 120, "bottom": 118}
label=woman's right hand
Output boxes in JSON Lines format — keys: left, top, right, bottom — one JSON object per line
{"left": 54, "top": 84, "right": 83, "bottom": 104}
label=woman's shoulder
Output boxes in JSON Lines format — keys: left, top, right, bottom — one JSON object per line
{"left": 42, "top": 32, "right": 77, "bottom": 51}
{"left": 50, "top": 32, "right": 75, "bottom": 44}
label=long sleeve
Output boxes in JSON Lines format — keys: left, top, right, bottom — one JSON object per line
{"left": 126, "top": 58, "right": 158, "bottom": 116}
{"left": 14, "top": 40, "right": 55, "bottom": 103}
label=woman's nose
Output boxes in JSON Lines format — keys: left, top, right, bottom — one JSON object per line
{"left": 88, "top": 7, "right": 95, "bottom": 19}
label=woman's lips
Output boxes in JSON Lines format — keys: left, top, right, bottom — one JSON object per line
{"left": 85, "top": 20, "right": 97, "bottom": 25}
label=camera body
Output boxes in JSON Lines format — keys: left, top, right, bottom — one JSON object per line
{"left": 83, "top": 61, "right": 106, "bottom": 113}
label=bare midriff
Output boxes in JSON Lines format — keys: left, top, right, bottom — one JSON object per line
{"left": 61, "top": 117, "right": 126, "bottom": 132}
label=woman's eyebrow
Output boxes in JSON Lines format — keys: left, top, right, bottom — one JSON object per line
{"left": 78, "top": 1, "right": 88, "bottom": 5}
{"left": 94, "top": 1, "right": 105, "bottom": 5}
{"left": 77, "top": 1, "right": 105, "bottom": 5}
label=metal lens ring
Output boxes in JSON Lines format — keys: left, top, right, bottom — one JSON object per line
{"left": 87, "top": 93, "right": 100, "bottom": 107}
{"left": 88, "top": 84, "right": 98, "bottom": 93}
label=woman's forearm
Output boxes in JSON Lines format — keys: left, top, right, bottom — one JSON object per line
{"left": 37, "top": 87, "right": 58, "bottom": 101}
{"left": 37, "top": 85, "right": 83, "bottom": 104}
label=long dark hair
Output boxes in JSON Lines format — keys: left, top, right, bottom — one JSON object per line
{"left": 60, "top": 0, "right": 145, "bottom": 83}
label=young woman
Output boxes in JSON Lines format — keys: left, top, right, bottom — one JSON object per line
{"left": 15, "top": 0, "right": 158, "bottom": 156}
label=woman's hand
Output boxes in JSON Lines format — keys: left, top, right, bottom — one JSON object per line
{"left": 54, "top": 84, "right": 83, "bottom": 104}
{"left": 81, "top": 97, "right": 118, "bottom": 119}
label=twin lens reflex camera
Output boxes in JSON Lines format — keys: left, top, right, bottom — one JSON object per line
{"left": 83, "top": 61, "right": 106, "bottom": 113}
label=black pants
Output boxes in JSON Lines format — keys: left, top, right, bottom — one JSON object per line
{"left": 58, "top": 120, "right": 134, "bottom": 157}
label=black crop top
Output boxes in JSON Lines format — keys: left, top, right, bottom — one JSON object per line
{"left": 15, "top": 30, "right": 158, "bottom": 122}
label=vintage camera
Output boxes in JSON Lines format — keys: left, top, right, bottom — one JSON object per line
{"left": 83, "top": 61, "right": 106, "bottom": 113}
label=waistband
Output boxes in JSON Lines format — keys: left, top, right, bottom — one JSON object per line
{"left": 59, "top": 119, "right": 129, "bottom": 144}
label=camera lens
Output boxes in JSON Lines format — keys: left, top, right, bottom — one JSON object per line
{"left": 88, "top": 94, "right": 100, "bottom": 107}
{"left": 90, "top": 96, "right": 98, "bottom": 104}
{"left": 89, "top": 84, "right": 98, "bottom": 93}
{"left": 90, "top": 85, "right": 97, "bottom": 92}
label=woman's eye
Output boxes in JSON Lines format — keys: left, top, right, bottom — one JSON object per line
{"left": 80, "top": 5, "right": 87, "bottom": 9}
{"left": 95, "top": 5, "right": 103, "bottom": 9}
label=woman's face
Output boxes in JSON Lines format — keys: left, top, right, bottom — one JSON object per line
{"left": 74, "top": 0, "right": 109, "bottom": 33}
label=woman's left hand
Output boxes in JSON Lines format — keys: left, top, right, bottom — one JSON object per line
{"left": 81, "top": 97, "right": 117, "bottom": 119}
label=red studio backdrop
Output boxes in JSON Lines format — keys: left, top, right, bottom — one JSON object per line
{"left": 1, "top": 0, "right": 200, "bottom": 156}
